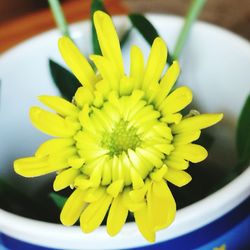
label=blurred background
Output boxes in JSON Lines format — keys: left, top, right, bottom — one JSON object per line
{"left": 1, "top": 0, "right": 250, "bottom": 52}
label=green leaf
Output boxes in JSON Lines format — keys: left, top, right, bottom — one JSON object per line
{"left": 91, "top": 0, "right": 106, "bottom": 55}
{"left": 49, "top": 192, "right": 67, "bottom": 209}
{"left": 236, "top": 94, "right": 250, "bottom": 165}
{"left": 129, "top": 13, "right": 158, "bottom": 46}
{"left": 120, "top": 28, "right": 132, "bottom": 48}
{"left": 128, "top": 13, "right": 173, "bottom": 65}
{"left": 49, "top": 59, "right": 81, "bottom": 101}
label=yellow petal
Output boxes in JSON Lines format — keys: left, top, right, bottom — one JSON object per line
{"left": 130, "top": 45, "right": 144, "bottom": 89}
{"left": 48, "top": 147, "right": 77, "bottom": 169}
{"left": 152, "top": 123, "right": 173, "bottom": 140}
{"left": 102, "top": 101, "right": 120, "bottom": 124}
{"left": 101, "top": 159, "right": 112, "bottom": 185}
{"left": 172, "top": 144, "right": 208, "bottom": 163}
{"left": 83, "top": 187, "right": 105, "bottom": 202}
{"left": 74, "top": 87, "right": 94, "bottom": 108}
{"left": 173, "top": 130, "right": 201, "bottom": 145}
{"left": 164, "top": 168, "right": 192, "bottom": 187}
{"left": 161, "top": 113, "right": 182, "bottom": 124}
{"left": 68, "top": 156, "right": 85, "bottom": 169}
{"left": 171, "top": 113, "right": 223, "bottom": 134}
{"left": 60, "top": 188, "right": 86, "bottom": 226}
{"left": 53, "top": 168, "right": 80, "bottom": 191}
{"left": 30, "top": 107, "right": 77, "bottom": 137}
{"left": 90, "top": 55, "right": 120, "bottom": 91}
{"left": 159, "top": 86, "right": 193, "bottom": 115}
{"left": 150, "top": 165, "right": 168, "bottom": 182}
{"left": 129, "top": 185, "right": 148, "bottom": 202}
{"left": 58, "top": 36, "right": 97, "bottom": 90}
{"left": 80, "top": 194, "right": 112, "bottom": 233}
{"left": 130, "top": 106, "right": 160, "bottom": 131}
{"left": 155, "top": 60, "right": 180, "bottom": 106}
{"left": 145, "top": 82, "right": 161, "bottom": 104}
{"left": 122, "top": 188, "right": 146, "bottom": 212}
{"left": 107, "top": 180, "right": 124, "bottom": 197}
{"left": 14, "top": 156, "right": 51, "bottom": 177}
{"left": 136, "top": 147, "right": 163, "bottom": 169}
{"left": 130, "top": 167, "right": 144, "bottom": 189}
{"left": 134, "top": 206, "right": 155, "bottom": 242}
{"left": 165, "top": 157, "right": 189, "bottom": 170}
{"left": 89, "top": 164, "right": 104, "bottom": 188}
{"left": 107, "top": 194, "right": 128, "bottom": 236}
{"left": 128, "top": 149, "right": 148, "bottom": 178}
{"left": 74, "top": 176, "right": 91, "bottom": 190}
{"left": 120, "top": 152, "right": 133, "bottom": 186}
{"left": 95, "top": 79, "right": 111, "bottom": 98}
{"left": 119, "top": 76, "right": 134, "bottom": 96}
{"left": 93, "top": 91, "right": 104, "bottom": 108}
{"left": 91, "top": 107, "right": 112, "bottom": 132}
{"left": 35, "top": 138, "right": 74, "bottom": 157}
{"left": 93, "top": 11, "right": 124, "bottom": 76}
{"left": 148, "top": 181, "right": 176, "bottom": 230}
{"left": 154, "top": 143, "right": 174, "bottom": 155}
{"left": 82, "top": 155, "right": 108, "bottom": 175}
{"left": 39, "top": 96, "right": 79, "bottom": 117}
{"left": 143, "top": 37, "right": 167, "bottom": 89}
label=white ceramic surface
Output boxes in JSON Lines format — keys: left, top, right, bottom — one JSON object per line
{"left": 0, "top": 14, "right": 250, "bottom": 249}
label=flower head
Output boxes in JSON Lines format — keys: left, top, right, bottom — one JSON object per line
{"left": 14, "top": 11, "right": 223, "bottom": 242}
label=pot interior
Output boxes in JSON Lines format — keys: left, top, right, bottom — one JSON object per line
{"left": 0, "top": 15, "right": 249, "bottom": 222}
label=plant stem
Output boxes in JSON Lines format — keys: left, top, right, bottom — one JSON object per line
{"left": 173, "top": 0, "right": 207, "bottom": 59}
{"left": 48, "top": 0, "right": 70, "bottom": 37}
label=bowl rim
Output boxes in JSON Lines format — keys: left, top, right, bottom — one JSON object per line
{"left": 0, "top": 13, "right": 250, "bottom": 249}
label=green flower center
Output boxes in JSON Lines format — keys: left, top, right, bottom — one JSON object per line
{"left": 101, "top": 120, "right": 141, "bottom": 156}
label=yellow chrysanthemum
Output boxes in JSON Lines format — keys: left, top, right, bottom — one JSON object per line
{"left": 14, "top": 11, "right": 223, "bottom": 242}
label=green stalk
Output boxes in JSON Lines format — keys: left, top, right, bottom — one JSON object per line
{"left": 173, "top": 0, "right": 207, "bottom": 59}
{"left": 48, "top": 0, "right": 70, "bottom": 37}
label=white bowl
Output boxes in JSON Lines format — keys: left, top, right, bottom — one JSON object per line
{"left": 0, "top": 14, "right": 249, "bottom": 250}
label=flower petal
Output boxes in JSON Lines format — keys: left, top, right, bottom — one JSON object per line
{"left": 148, "top": 181, "right": 176, "bottom": 230}
{"left": 39, "top": 96, "right": 79, "bottom": 117}
{"left": 93, "top": 11, "right": 124, "bottom": 76}
{"left": 58, "top": 37, "right": 97, "bottom": 90}
{"left": 150, "top": 165, "right": 168, "bottom": 182}
{"left": 119, "top": 76, "right": 134, "bottom": 96}
{"left": 122, "top": 188, "right": 146, "bottom": 212}
{"left": 90, "top": 55, "right": 120, "bottom": 91}
{"left": 155, "top": 61, "right": 180, "bottom": 106}
{"left": 134, "top": 206, "right": 155, "bottom": 242}
{"left": 130, "top": 45, "right": 144, "bottom": 89}
{"left": 30, "top": 107, "right": 77, "bottom": 137}
{"left": 165, "top": 157, "right": 189, "bottom": 170}
{"left": 143, "top": 37, "right": 167, "bottom": 89}
{"left": 173, "top": 130, "right": 201, "bottom": 145}
{"left": 171, "top": 114, "right": 223, "bottom": 134}
{"left": 107, "top": 194, "right": 128, "bottom": 236}
{"left": 14, "top": 156, "right": 51, "bottom": 177}
{"left": 171, "top": 144, "right": 208, "bottom": 163}
{"left": 60, "top": 188, "right": 87, "bottom": 226}
{"left": 74, "top": 87, "right": 94, "bottom": 108}
{"left": 80, "top": 193, "right": 112, "bottom": 233}
{"left": 107, "top": 180, "right": 124, "bottom": 197}
{"left": 53, "top": 168, "right": 80, "bottom": 191}
{"left": 35, "top": 138, "right": 75, "bottom": 157}
{"left": 159, "top": 86, "right": 193, "bottom": 115}
{"left": 164, "top": 168, "right": 192, "bottom": 187}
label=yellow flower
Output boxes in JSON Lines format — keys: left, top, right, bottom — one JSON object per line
{"left": 14, "top": 11, "right": 223, "bottom": 242}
